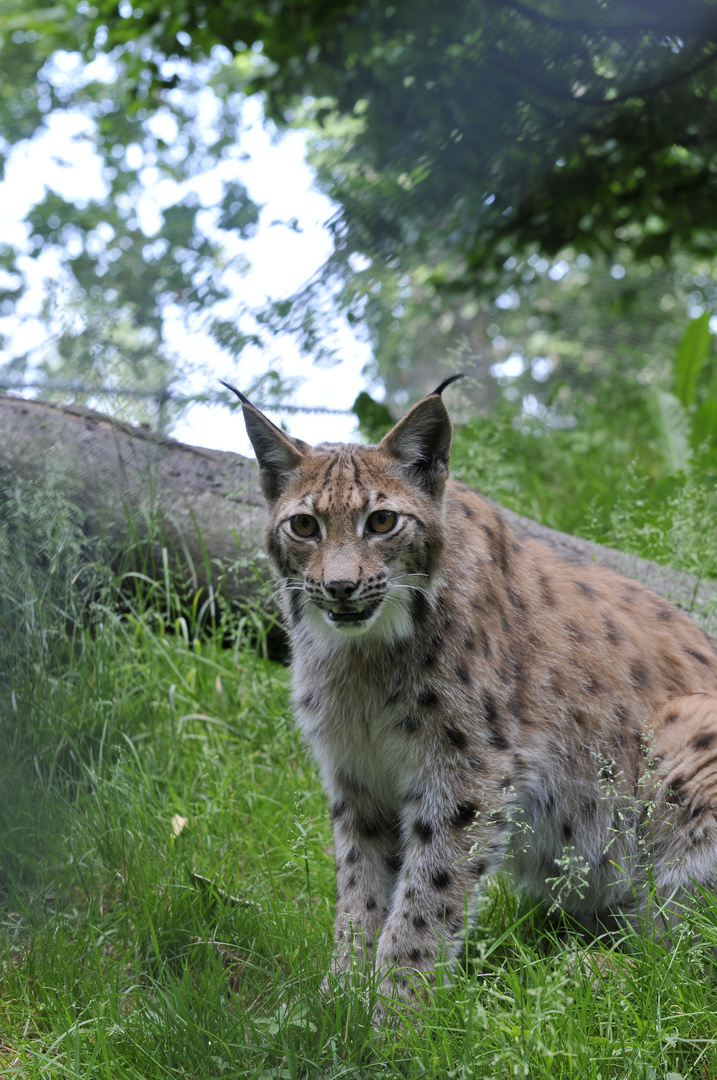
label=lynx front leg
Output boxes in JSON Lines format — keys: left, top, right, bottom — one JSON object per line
{"left": 374, "top": 782, "right": 510, "bottom": 1010}
{"left": 329, "top": 795, "right": 402, "bottom": 978}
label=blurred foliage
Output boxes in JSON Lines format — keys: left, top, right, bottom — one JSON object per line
{"left": 346, "top": 301, "right": 717, "bottom": 582}
{"left": 13, "top": 1, "right": 717, "bottom": 279}
{"left": 341, "top": 239, "right": 717, "bottom": 483}
{"left": 447, "top": 312, "right": 717, "bottom": 578}
{"left": 351, "top": 389, "right": 394, "bottom": 442}
{"left": 0, "top": 9, "right": 262, "bottom": 425}
{"left": 2, "top": 0, "right": 717, "bottom": 443}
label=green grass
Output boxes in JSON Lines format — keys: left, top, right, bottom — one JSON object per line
{"left": 2, "top": 441, "right": 717, "bottom": 1078}
{"left": 4, "top": 610, "right": 717, "bottom": 1079}
{"left": 450, "top": 399, "right": 717, "bottom": 583}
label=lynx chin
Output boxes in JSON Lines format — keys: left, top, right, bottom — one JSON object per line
{"left": 225, "top": 375, "right": 717, "bottom": 1014}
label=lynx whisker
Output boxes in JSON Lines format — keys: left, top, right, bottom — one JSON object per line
{"left": 388, "top": 582, "right": 432, "bottom": 598}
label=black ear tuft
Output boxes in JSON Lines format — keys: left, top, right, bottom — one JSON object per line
{"left": 431, "top": 373, "right": 465, "bottom": 397}
{"left": 220, "top": 379, "right": 251, "bottom": 405}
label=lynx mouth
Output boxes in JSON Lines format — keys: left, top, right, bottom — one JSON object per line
{"left": 326, "top": 603, "right": 379, "bottom": 624}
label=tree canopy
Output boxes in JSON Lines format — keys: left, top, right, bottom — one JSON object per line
{"left": 27, "top": 0, "right": 717, "bottom": 284}
{"left": 3, "top": 0, "right": 717, "bottom": 426}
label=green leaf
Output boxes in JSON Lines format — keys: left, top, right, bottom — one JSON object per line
{"left": 691, "top": 400, "right": 717, "bottom": 451}
{"left": 674, "top": 311, "right": 711, "bottom": 407}
{"left": 352, "top": 390, "right": 394, "bottom": 443}
{"left": 650, "top": 389, "right": 691, "bottom": 474}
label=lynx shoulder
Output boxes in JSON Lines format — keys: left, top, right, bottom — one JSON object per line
{"left": 229, "top": 377, "right": 717, "bottom": 1009}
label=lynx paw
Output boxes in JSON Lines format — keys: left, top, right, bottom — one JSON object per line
{"left": 372, "top": 972, "right": 430, "bottom": 1027}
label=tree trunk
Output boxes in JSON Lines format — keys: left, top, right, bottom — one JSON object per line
{"left": 2, "top": 392, "right": 715, "bottom": 640}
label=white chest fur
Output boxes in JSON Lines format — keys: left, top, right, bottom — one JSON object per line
{"left": 292, "top": 650, "right": 423, "bottom": 816}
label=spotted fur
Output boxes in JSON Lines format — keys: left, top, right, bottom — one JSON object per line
{"left": 235, "top": 381, "right": 717, "bottom": 1008}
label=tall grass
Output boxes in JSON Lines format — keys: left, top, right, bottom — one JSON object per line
{"left": 450, "top": 396, "right": 717, "bottom": 583}
{"left": 1, "top": 441, "right": 717, "bottom": 1077}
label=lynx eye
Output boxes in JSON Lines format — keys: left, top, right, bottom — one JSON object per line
{"left": 367, "top": 509, "right": 397, "bottom": 534}
{"left": 290, "top": 514, "right": 319, "bottom": 538}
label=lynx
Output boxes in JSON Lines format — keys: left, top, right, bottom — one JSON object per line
{"left": 224, "top": 376, "right": 717, "bottom": 1011}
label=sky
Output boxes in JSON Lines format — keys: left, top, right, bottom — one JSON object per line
{"left": 0, "top": 54, "right": 374, "bottom": 459}
{"left": 162, "top": 96, "right": 375, "bottom": 457}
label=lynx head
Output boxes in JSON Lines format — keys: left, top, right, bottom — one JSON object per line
{"left": 224, "top": 377, "right": 462, "bottom": 646}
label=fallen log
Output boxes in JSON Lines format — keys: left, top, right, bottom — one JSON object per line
{"left": 1, "top": 392, "right": 715, "bottom": 640}
{"left": 0, "top": 390, "right": 267, "bottom": 600}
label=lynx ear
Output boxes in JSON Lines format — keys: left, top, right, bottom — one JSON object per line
{"left": 221, "top": 381, "right": 309, "bottom": 501}
{"left": 379, "top": 384, "right": 456, "bottom": 495}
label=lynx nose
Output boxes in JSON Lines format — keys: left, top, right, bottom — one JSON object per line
{"left": 324, "top": 578, "right": 359, "bottom": 601}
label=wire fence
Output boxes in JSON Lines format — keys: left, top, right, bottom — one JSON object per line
{"left": 0, "top": 377, "right": 355, "bottom": 416}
